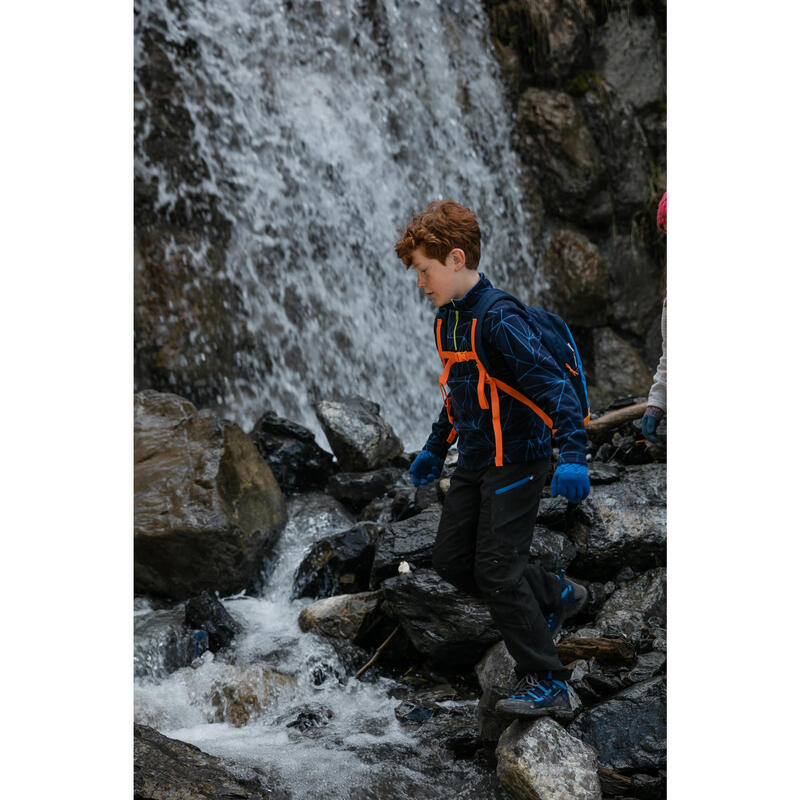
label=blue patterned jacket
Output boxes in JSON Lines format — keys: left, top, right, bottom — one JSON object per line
{"left": 423, "top": 274, "right": 587, "bottom": 470}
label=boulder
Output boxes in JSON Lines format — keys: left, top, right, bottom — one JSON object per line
{"left": 587, "top": 462, "right": 622, "bottom": 485}
{"left": 536, "top": 495, "right": 571, "bottom": 530}
{"left": 184, "top": 591, "right": 243, "bottom": 652}
{"left": 370, "top": 506, "right": 441, "bottom": 586}
{"left": 595, "top": 567, "right": 666, "bottom": 643}
{"left": 327, "top": 467, "right": 409, "bottom": 512}
{"left": 591, "top": 9, "right": 666, "bottom": 111}
{"left": 134, "top": 607, "right": 199, "bottom": 679}
{"left": 249, "top": 410, "right": 334, "bottom": 493}
{"left": 134, "top": 391, "right": 287, "bottom": 601}
{"left": 381, "top": 569, "right": 501, "bottom": 666}
{"left": 475, "top": 640, "right": 517, "bottom": 741}
{"left": 314, "top": 396, "right": 403, "bottom": 472}
{"left": 285, "top": 491, "right": 354, "bottom": 540}
{"left": 567, "top": 463, "right": 666, "bottom": 580}
{"left": 516, "top": 87, "right": 610, "bottom": 224}
{"left": 529, "top": 525, "right": 577, "bottom": 573}
{"left": 358, "top": 482, "right": 439, "bottom": 524}
{"left": 292, "top": 522, "right": 380, "bottom": 599}
{"left": 496, "top": 718, "right": 603, "bottom": 800}
{"left": 297, "top": 590, "right": 382, "bottom": 641}
{"left": 590, "top": 327, "right": 653, "bottom": 401}
{"left": 206, "top": 665, "right": 296, "bottom": 727}
{"left": 568, "top": 677, "right": 667, "bottom": 771}
{"left": 570, "top": 650, "right": 666, "bottom": 704}
{"left": 538, "top": 228, "right": 609, "bottom": 327}
{"left": 134, "top": 724, "right": 274, "bottom": 799}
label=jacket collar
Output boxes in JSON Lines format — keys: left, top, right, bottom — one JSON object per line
{"left": 447, "top": 272, "right": 492, "bottom": 312}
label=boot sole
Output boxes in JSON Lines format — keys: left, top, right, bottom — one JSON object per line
{"left": 494, "top": 699, "right": 576, "bottom": 720}
{"left": 549, "top": 581, "right": 588, "bottom": 636}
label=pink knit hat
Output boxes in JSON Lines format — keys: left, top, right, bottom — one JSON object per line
{"left": 656, "top": 192, "right": 667, "bottom": 232}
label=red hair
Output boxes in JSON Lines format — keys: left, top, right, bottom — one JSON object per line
{"left": 395, "top": 200, "right": 481, "bottom": 270}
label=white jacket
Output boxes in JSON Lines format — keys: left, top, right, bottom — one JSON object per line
{"left": 647, "top": 298, "right": 667, "bottom": 412}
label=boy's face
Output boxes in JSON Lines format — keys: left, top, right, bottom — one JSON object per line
{"left": 410, "top": 247, "right": 461, "bottom": 307}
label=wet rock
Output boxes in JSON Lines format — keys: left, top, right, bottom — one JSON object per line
{"left": 277, "top": 704, "right": 334, "bottom": 732}
{"left": 569, "top": 677, "right": 666, "bottom": 771}
{"left": 582, "top": 580, "right": 618, "bottom": 618}
{"left": 327, "top": 467, "right": 408, "bottom": 512}
{"left": 475, "top": 640, "right": 516, "bottom": 741}
{"left": 134, "top": 607, "right": 197, "bottom": 679}
{"left": 566, "top": 464, "right": 666, "bottom": 580}
{"left": 496, "top": 717, "right": 602, "bottom": 800}
{"left": 588, "top": 462, "right": 622, "bottom": 485}
{"left": 292, "top": 522, "right": 380, "bottom": 599}
{"left": 314, "top": 395, "right": 403, "bottom": 472}
{"left": 184, "top": 591, "right": 243, "bottom": 652}
{"left": 516, "top": 87, "right": 610, "bottom": 224}
{"left": 357, "top": 480, "right": 439, "bottom": 524}
{"left": 370, "top": 506, "right": 441, "bottom": 586}
{"left": 381, "top": 569, "right": 501, "bottom": 667}
{"left": 529, "top": 525, "right": 577, "bottom": 573}
{"left": 134, "top": 724, "right": 274, "bottom": 799}
{"left": 286, "top": 491, "right": 354, "bottom": 539}
{"left": 134, "top": 391, "right": 287, "bottom": 601}
{"left": 536, "top": 495, "right": 571, "bottom": 530}
{"left": 591, "top": 9, "right": 666, "bottom": 111}
{"left": 249, "top": 410, "right": 334, "bottom": 493}
{"left": 578, "top": 79, "right": 652, "bottom": 220}
{"left": 297, "top": 590, "right": 382, "bottom": 640}
{"left": 596, "top": 568, "right": 666, "bottom": 643}
{"left": 570, "top": 651, "right": 666, "bottom": 704}
{"left": 538, "top": 228, "right": 609, "bottom": 327}
{"left": 207, "top": 665, "right": 295, "bottom": 728}
{"left": 590, "top": 328, "right": 653, "bottom": 402}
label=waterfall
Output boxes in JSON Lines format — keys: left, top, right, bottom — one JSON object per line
{"left": 135, "top": 0, "right": 539, "bottom": 449}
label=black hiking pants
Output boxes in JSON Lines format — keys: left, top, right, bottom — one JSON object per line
{"left": 432, "top": 459, "right": 571, "bottom": 680}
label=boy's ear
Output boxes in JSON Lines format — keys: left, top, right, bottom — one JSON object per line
{"left": 447, "top": 248, "right": 466, "bottom": 270}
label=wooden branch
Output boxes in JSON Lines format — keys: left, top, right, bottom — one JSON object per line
{"left": 585, "top": 402, "right": 648, "bottom": 435}
{"left": 355, "top": 625, "right": 400, "bottom": 679}
{"left": 556, "top": 636, "right": 636, "bottom": 666}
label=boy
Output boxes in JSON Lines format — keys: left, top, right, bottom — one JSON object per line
{"left": 395, "top": 200, "right": 590, "bottom": 718}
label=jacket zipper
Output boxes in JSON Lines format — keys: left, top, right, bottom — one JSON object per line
{"left": 452, "top": 301, "right": 459, "bottom": 351}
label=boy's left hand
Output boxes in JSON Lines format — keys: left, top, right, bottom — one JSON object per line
{"left": 551, "top": 463, "right": 590, "bottom": 503}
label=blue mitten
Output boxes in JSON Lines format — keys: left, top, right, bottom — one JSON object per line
{"left": 641, "top": 406, "right": 665, "bottom": 444}
{"left": 409, "top": 450, "right": 444, "bottom": 487}
{"left": 551, "top": 463, "right": 590, "bottom": 503}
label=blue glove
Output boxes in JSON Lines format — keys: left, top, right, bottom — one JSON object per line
{"left": 550, "top": 463, "right": 590, "bottom": 503}
{"left": 409, "top": 450, "right": 444, "bottom": 487}
{"left": 641, "top": 406, "right": 665, "bottom": 444}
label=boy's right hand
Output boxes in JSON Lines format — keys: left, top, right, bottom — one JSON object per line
{"left": 409, "top": 450, "right": 444, "bottom": 487}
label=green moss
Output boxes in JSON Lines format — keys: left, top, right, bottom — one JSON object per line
{"left": 567, "top": 70, "right": 603, "bottom": 96}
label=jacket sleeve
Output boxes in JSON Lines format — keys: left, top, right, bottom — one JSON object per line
{"left": 422, "top": 403, "right": 455, "bottom": 459}
{"left": 647, "top": 298, "right": 667, "bottom": 412}
{"left": 485, "top": 304, "right": 587, "bottom": 466}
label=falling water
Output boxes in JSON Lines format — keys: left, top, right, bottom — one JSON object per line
{"left": 135, "top": 0, "right": 540, "bottom": 449}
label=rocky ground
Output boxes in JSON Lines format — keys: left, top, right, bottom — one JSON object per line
{"left": 135, "top": 389, "right": 666, "bottom": 800}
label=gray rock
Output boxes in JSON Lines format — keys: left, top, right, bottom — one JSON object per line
{"left": 134, "top": 607, "right": 197, "bottom": 679}
{"left": 590, "top": 327, "right": 653, "bottom": 401}
{"left": 134, "top": 391, "right": 287, "bottom": 601}
{"left": 538, "top": 228, "right": 609, "bottom": 327}
{"left": 475, "top": 640, "right": 517, "bottom": 742}
{"left": 292, "top": 522, "right": 380, "bottom": 599}
{"left": 591, "top": 10, "right": 665, "bottom": 110}
{"left": 184, "top": 591, "right": 243, "bottom": 652}
{"left": 536, "top": 495, "right": 571, "bottom": 530}
{"left": 134, "top": 724, "right": 276, "bottom": 799}
{"left": 315, "top": 396, "right": 403, "bottom": 472}
{"left": 370, "top": 506, "right": 441, "bottom": 586}
{"left": 529, "top": 526, "right": 577, "bottom": 573}
{"left": 297, "top": 590, "right": 382, "bottom": 641}
{"left": 568, "top": 677, "right": 666, "bottom": 771}
{"left": 567, "top": 464, "right": 666, "bottom": 579}
{"left": 570, "top": 651, "right": 666, "bottom": 704}
{"left": 249, "top": 410, "right": 334, "bottom": 493}
{"left": 587, "top": 462, "right": 622, "bottom": 485}
{"left": 516, "top": 87, "right": 610, "bottom": 224}
{"left": 381, "top": 569, "right": 501, "bottom": 666}
{"left": 327, "top": 467, "right": 408, "bottom": 512}
{"left": 496, "top": 718, "right": 603, "bottom": 800}
{"left": 285, "top": 492, "right": 354, "bottom": 540}
{"left": 596, "top": 568, "right": 666, "bottom": 642}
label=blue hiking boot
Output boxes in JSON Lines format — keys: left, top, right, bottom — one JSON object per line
{"left": 546, "top": 573, "right": 587, "bottom": 636}
{"left": 494, "top": 674, "right": 578, "bottom": 720}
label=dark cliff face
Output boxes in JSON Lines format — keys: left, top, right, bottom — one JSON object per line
{"left": 483, "top": 0, "right": 667, "bottom": 403}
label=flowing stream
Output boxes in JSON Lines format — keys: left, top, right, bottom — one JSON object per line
{"left": 134, "top": 494, "right": 512, "bottom": 799}
{"left": 135, "top": 0, "right": 540, "bottom": 450}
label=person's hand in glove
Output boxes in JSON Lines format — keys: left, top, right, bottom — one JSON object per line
{"left": 550, "top": 463, "right": 591, "bottom": 503}
{"left": 641, "top": 406, "right": 665, "bottom": 444}
{"left": 409, "top": 449, "right": 444, "bottom": 487}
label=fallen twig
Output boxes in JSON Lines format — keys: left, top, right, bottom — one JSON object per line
{"left": 355, "top": 625, "right": 400, "bottom": 679}
{"left": 585, "top": 402, "right": 648, "bottom": 435}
